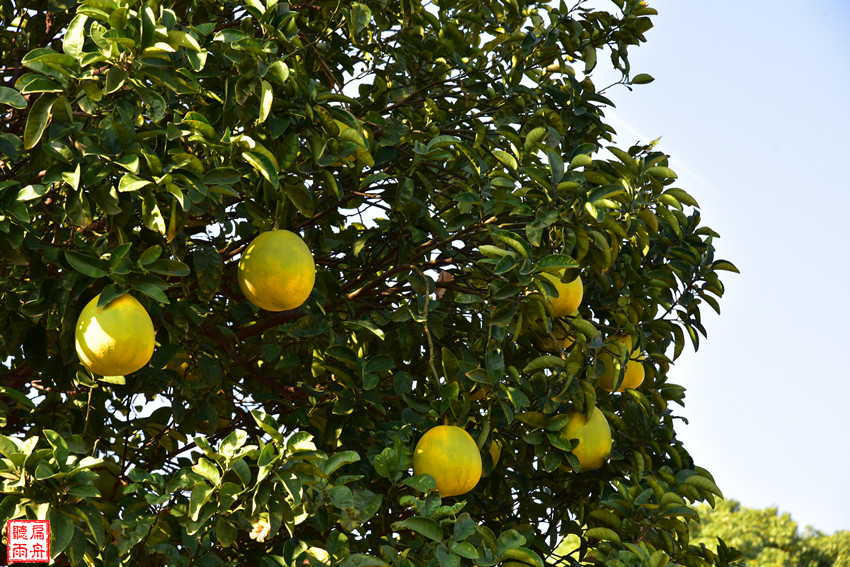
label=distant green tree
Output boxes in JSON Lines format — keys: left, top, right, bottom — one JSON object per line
{"left": 690, "top": 500, "right": 850, "bottom": 567}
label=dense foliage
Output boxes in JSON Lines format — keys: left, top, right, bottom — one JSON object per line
{"left": 0, "top": 0, "right": 739, "bottom": 565}
{"left": 690, "top": 500, "right": 850, "bottom": 567}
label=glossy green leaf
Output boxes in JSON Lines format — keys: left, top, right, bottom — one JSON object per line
{"left": 65, "top": 251, "right": 108, "bottom": 278}
{"left": 63, "top": 14, "right": 88, "bottom": 58}
{"left": 631, "top": 73, "right": 655, "bottom": 84}
{"left": 243, "top": 151, "right": 279, "bottom": 188}
{"left": 394, "top": 516, "right": 443, "bottom": 542}
{"left": 0, "top": 86, "right": 27, "bottom": 109}
{"left": 23, "top": 93, "right": 57, "bottom": 149}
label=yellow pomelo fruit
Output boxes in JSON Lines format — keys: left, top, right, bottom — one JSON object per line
{"left": 413, "top": 425, "right": 482, "bottom": 497}
{"left": 560, "top": 407, "right": 612, "bottom": 471}
{"left": 75, "top": 293, "right": 155, "bottom": 376}
{"left": 238, "top": 230, "right": 316, "bottom": 312}
{"left": 598, "top": 335, "right": 645, "bottom": 392}
{"left": 540, "top": 272, "right": 583, "bottom": 317}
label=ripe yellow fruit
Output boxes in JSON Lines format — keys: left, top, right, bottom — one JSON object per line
{"left": 598, "top": 335, "right": 645, "bottom": 392}
{"left": 413, "top": 425, "right": 482, "bottom": 497}
{"left": 560, "top": 407, "right": 612, "bottom": 471}
{"left": 238, "top": 230, "right": 316, "bottom": 312}
{"left": 540, "top": 271, "right": 583, "bottom": 317}
{"left": 75, "top": 293, "right": 155, "bottom": 376}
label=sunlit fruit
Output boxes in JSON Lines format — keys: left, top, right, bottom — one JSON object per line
{"left": 413, "top": 425, "right": 482, "bottom": 497}
{"left": 75, "top": 293, "right": 155, "bottom": 376}
{"left": 540, "top": 271, "right": 583, "bottom": 317}
{"left": 560, "top": 407, "right": 612, "bottom": 471}
{"left": 238, "top": 230, "right": 316, "bottom": 312}
{"left": 598, "top": 335, "right": 645, "bottom": 392}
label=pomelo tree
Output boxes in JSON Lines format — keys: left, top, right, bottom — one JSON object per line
{"left": 0, "top": 0, "right": 740, "bottom": 565}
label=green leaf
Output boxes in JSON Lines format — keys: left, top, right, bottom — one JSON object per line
{"left": 373, "top": 447, "right": 399, "bottom": 479}
{"left": 192, "top": 458, "right": 221, "bottom": 486}
{"left": 402, "top": 474, "right": 436, "bottom": 492}
{"left": 72, "top": 504, "right": 105, "bottom": 548}
{"left": 523, "top": 127, "right": 546, "bottom": 152}
{"left": 118, "top": 173, "right": 151, "bottom": 192}
{"left": 538, "top": 255, "right": 579, "bottom": 270}
{"left": 394, "top": 516, "right": 443, "bottom": 542}
{"left": 522, "top": 355, "right": 566, "bottom": 374}
{"left": 243, "top": 151, "right": 279, "bottom": 188}
{"left": 347, "top": 3, "right": 372, "bottom": 36}
{"left": 585, "top": 527, "right": 621, "bottom": 542}
{"left": 339, "top": 554, "right": 386, "bottom": 567}
{"left": 452, "top": 542, "right": 479, "bottom": 560}
{"left": 63, "top": 14, "right": 88, "bottom": 58}
{"left": 516, "top": 411, "right": 548, "bottom": 428}
{"left": 570, "top": 154, "right": 592, "bottom": 168}
{"left": 546, "top": 148, "right": 565, "bottom": 184}
{"left": 16, "top": 74, "right": 64, "bottom": 94}
{"left": 0, "top": 86, "right": 27, "bottom": 109}
{"left": 684, "top": 474, "right": 723, "bottom": 497}
{"left": 321, "top": 451, "right": 361, "bottom": 475}
{"left": 146, "top": 259, "right": 190, "bottom": 276}
{"left": 0, "top": 386, "right": 36, "bottom": 409}
{"left": 631, "top": 73, "right": 655, "bottom": 84}
{"left": 65, "top": 251, "right": 108, "bottom": 278}
{"left": 493, "top": 150, "right": 518, "bottom": 170}
{"left": 711, "top": 260, "right": 739, "bottom": 273}
{"left": 663, "top": 188, "right": 699, "bottom": 208}
{"left": 189, "top": 484, "right": 214, "bottom": 521}
{"left": 132, "top": 281, "right": 169, "bottom": 304}
{"left": 105, "top": 67, "right": 128, "bottom": 94}
{"left": 251, "top": 411, "right": 285, "bottom": 445}
{"left": 502, "top": 547, "right": 544, "bottom": 567}
{"left": 23, "top": 93, "right": 58, "bottom": 149}
{"left": 216, "top": 516, "right": 238, "bottom": 547}
{"left": 267, "top": 60, "right": 290, "bottom": 86}
{"left": 219, "top": 430, "right": 248, "bottom": 459}
{"left": 328, "top": 485, "right": 354, "bottom": 509}
{"left": 258, "top": 80, "right": 273, "bottom": 124}
{"left": 496, "top": 529, "right": 526, "bottom": 554}
{"left": 645, "top": 166, "right": 677, "bottom": 179}
{"left": 167, "top": 29, "right": 201, "bottom": 51}
{"left": 50, "top": 510, "right": 74, "bottom": 559}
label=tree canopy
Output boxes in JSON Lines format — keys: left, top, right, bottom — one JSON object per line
{"left": 0, "top": 0, "right": 739, "bottom": 566}
{"left": 690, "top": 500, "right": 850, "bottom": 567}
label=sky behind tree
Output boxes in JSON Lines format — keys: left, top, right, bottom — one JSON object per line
{"left": 593, "top": 0, "right": 850, "bottom": 534}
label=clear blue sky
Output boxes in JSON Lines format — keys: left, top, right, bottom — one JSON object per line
{"left": 595, "top": 0, "right": 850, "bottom": 533}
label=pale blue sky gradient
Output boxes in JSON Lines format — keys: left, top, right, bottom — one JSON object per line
{"left": 596, "top": 0, "right": 850, "bottom": 534}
